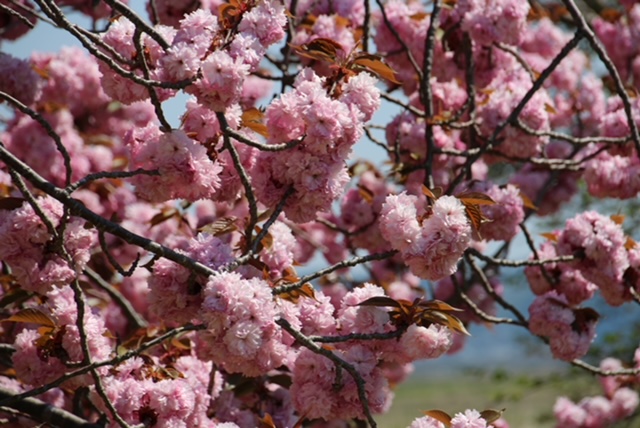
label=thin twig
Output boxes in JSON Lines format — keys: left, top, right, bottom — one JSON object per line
{"left": 420, "top": 0, "right": 442, "bottom": 190}
{"left": 216, "top": 112, "right": 259, "bottom": 247}
{"left": 132, "top": 28, "right": 171, "bottom": 131}
{"left": 66, "top": 168, "right": 160, "bottom": 194}
{"left": 467, "top": 248, "right": 576, "bottom": 267}
{"left": 309, "top": 329, "right": 404, "bottom": 343}
{"left": 0, "top": 386, "right": 101, "bottom": 428}
{"left": 273, "top": 250, "right": 398, "bottom": 295}
{"left": 465, "top": 253, "right": 528, "bottom": 325}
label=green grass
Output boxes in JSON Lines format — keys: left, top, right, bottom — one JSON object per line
{"left": 375, "top": 368, "right": 602, "bottom": 427}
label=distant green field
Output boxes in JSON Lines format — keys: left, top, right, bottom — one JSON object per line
{"left": 375, "top": 369, "right": 605, "bottom": 428}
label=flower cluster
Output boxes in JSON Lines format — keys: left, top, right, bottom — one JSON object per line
{"left": 125, "top": 127, "right": 222, "bottom": 202}
{"left": 252, "top": 69, "right": 377, "bottom": 222}
{"left": 528, "top": 291, "right": 598, "bottom": 361}
{"left": 0, "top": 196, "right": 95, "bottom": 294}
{"left": 12, "top": 286, "right": 112, "bottom": 388}
{"left": 380, "top": 193, "right": 472, "bottom": 281}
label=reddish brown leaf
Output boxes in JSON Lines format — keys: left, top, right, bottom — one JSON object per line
{"left": 3, "top": 308, "right": 56, "bottom": 327}
{"left": 422, "top": 310, "right": 471, "bottom": 336}
{"left": 277, "top": 283, "right": 316, "bottom": 303}
{"left": 149, "top": 207, "right": 179, "bottom": 227}
{"left": 198, "top": 217, "right": 238, "bottom": 236}
{"left": 259, "top": 413, "right": 277, "bottom": 428}
{"left": 421, "top": 185, "right": 442, "bottom": 200}
{"left": 610, "top": 214, "right": 625, "bottom": 225}
{"left": 356, "top": 296, "right": 402, "bottom": 308}
{"left": 241, "top": 108, "right": 269, "bottom": 138}
{"left": 292, "top": 38, "right": 343, "bottom": 62}
{"left": 410, "top": 12, "right": 429, "bottom": 20}
{"left": 424, "top": 409, "right": 452, "bottom": 426}
{"left": 572, "top": 307, "right": 600, "bottom": 327}
{"left": 540, "top": 232, "right": 558, "bottom": 242}
{"left": 358, "top": 185, "right": 375, "bottom": 204}
{"left": 457, "top": 192, "right": 496, "bottom": 206}
{"left": 480, "top": 408, "right": 505, "bottom": 424}
{"left": 281, "top": 267, "right": 300, "bottom": 283}
{"left": 462, "top": 202, "right": 484, "bottom": 232}
{"left": 219, "top": 0, "right": 244, "bottom": 28}
{"left": 419, "top": 300, "right": 464, "bottom": 312}
{"left": 170, "top": 336, "right": 192, "bottom": 351}
{"left": 600, "top": 8, "right": 623, "bottom": 23}
{"left": 351, "top": 54, "right": 401, "bottom": 84}
{"left": 625, "top": 236, "right": 637, "bottom": 251}
{"left": 517, "top": 190, "right": 537, "bottom": 210}
{"left": 544, "top": 103, "right": 557, "bottom": 114}
{"left": 256, "top": 226, "right": 273, "bottom": 249}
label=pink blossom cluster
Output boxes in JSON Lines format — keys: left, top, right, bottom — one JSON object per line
{"left": 174, "top": 4, "right": 285, "bottom": 111}
{"left": 1, "top": 47, "right": 157, "bottom": 187}
{"left": 99, "top": 17, "right": 176, "bottom": 104}
{"left": 0, "top": 53, "right": 41, "bottom": 105}
{"left": 0, "top": 196, "right": 96, "bottom": 294}
{"left": 476, "top": 183, "right": 524, "bottom": 241}
{"left": 197, "top": 271, "right": 291, "bottom": 376}
{"left": 252, "top": 69, "right": 378, "bottom": 222}
{"left": 556, "top": 211, "right": 631, "bottom": 306}
{"left": 525, "top": 241, "right": 598, "bottom": 306}
{"left": 181, "top": 101, "right": 260, "bottom": 202}
{"left": 147, "top": 233, "right": 234, "bottom": 325}
{"left": 125, "top": 126, "right": 222, "bottom": 202}
{"left": 5, "top": 1, "right": 640, "bottom": 427}
{"left": 291, "top": 346, "right": 392, "bottom": 421}
{"left": 554, "top": 356, "right": 640, "bottom": 428}
{"left": 528, "top": 291, "right": 597, "bottom": 361}
{"left": 96, "top": 354, "right": 217, "bottom": 428}
{"left": 12, "top": 286, "right": 112, "bottom": 388}
{"left": 476, "top": 71, "right": 551, "bottom": 160}
{"left": 583, "top": 97, "right": 640, "bottom": 199}
{"left": 593, "top": 4, "right": 640, "bottom": 88}
{"left": 410, "top": 409, "right": 510, "bottom": 428}
{"left": 385, "top": 112, "right": 484, "bottom": 191}
{"left": 380, "top": 192, "right": 472, "bottom": 281}
{"left": 456, "top": 0, "right": 529, "bottom": 46}
{"left": 293, "top": 0, "right": 365, "bottom": 25}
{"left": 373, "top": 0, "right": 433, "bottom": 93}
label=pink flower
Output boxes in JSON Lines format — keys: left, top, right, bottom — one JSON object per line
{"left": 529, "top": 292, "right": 597, "bottom": 361}
{"left": 450, "top": 409, "right": 488, "bottom": 428}
{"left": 379, "top": 192, "right": 423, "bottom": 253}
{"left": 396, "top": 324, "right": 453, "bottom": 362}
{"left": 557, "top": 211, "right": 630, "bottom": 305}
{"left": 126, "top": 128, "right": 222, "bottom": 202}
{"left": 188, "top": 51, "right": 249, "bottom": 112}
{"left": 0, "top": 53, "right": 41, "bottom": 105}
{"left": 409, "top": 416, "right": 446, "bottom": 428}
{"left": 456, "top": 0, "right": 529, "bottom": 46}
{"left": 478, "top": 184, "right": 524, "bottom": 242}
